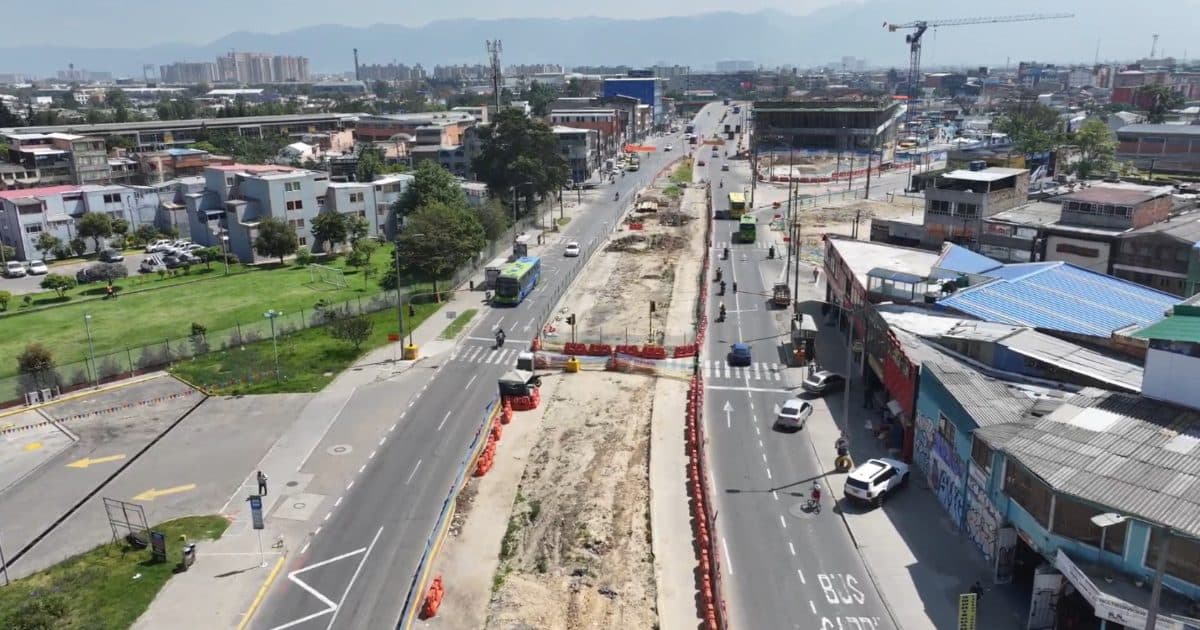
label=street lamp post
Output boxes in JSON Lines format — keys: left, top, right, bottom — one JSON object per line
{"left": 83, "top": 313, "right": 98, "bottom": 388}
{"left": 0, "top": 208, "right": 7, "bottom": 266}
{"left": 263, "top": 309, "right": 282, "bottom": 382}
{"left": 219, "top": 232, "right": 230, "bottom": 276}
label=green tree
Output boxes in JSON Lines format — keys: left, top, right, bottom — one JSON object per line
{"left": 1136, "top": 84, "right": 1185, "bottom": 124}
{"left": 189, "top": 141, "right": 221, "bottom": 154}
{"left": 1072, "top": 119, "right": 1117, "bottom": 179}
{"left": 347, "top": 214, "right": 370, "bottom": 245}
{"left": 346, "top": 239, "right": 378, "bottom": 288}
{"left": 476, "top": 198, "right": 510, "bottom": 241}
{"left": 133, "top": 223, "right": 159, "bottom": 244}
{"left": 254, "top": 216, "right": 299, "bottom": 264}
{"left": 994, "top": 102, "right": 1065, "bottom": 154}
{"left": 524, "top": 80, "right": 558, "bottom": 117}
{"left": 70, "top": 237, "right": 87, "bottom": 257}
{"left": 311, "top": 211, "right": 350, "bottom": 253}
{"left": 16, "top": 343, "right": 57, "bottom": 394}
{"left": 373, "top": 80, "right": 393, "bottom": 99}
{"left": 35, "top": 232, "right": 62, "bottom": 259}
{"left": 329, "top": 313, "right": 374, "bottom": 351}
{"left": 565, "top": 78, "right": 585, "bottom": 98}
{"left": 104, "top": 134, "right": 134, "bottom": 152}
{"left": 40, "top": 273, "right": 76, "bottom": 297}
{"left": 356, "top": 145, "right": 384, "bottom": 183}
{"left": 196, "top": 246, "right": 223, "bottom": 270}
{"left": 78, "top": 211, "right": 113, "bottom": 253}
{"left": 89, "top": 262, "right": 128, "bottom": 285}
{"left": 0, "top": 100, "right": 22, "bottom": 127}
{"left": 385, "top": 201, "right": 485, "bottom": 294}
{"left": 472, "top": 108, "right": 570, "bottom": 212}
{"left": 0, "top": 290, "right": 11, "bottom": 311}
{"left": 111, "top": 217, "right": 130, "bottom": 237}
{"left": 393, "top": 160, "right": 469, "bottom": 219}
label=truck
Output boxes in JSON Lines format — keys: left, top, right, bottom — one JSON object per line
{"left": 723, "top": 98, "right": 732, "bottom": 106}
{"left": 771, "top": 282, "right": 791, "bottom": 308}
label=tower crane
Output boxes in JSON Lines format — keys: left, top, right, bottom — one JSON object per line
{"left": 884, "top": 13, "right": 1074, "bottom": 102}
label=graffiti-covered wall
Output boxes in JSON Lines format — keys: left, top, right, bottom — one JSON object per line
{"left": 965, "top": 461, "right": 1001, "bottom": 562}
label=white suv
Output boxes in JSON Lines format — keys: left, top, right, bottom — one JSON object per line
{"left": 4, "top": 260, "right": 27, "bottom": 277}
{"left": 844, "top": 458, "right": 909, "bottom": 507}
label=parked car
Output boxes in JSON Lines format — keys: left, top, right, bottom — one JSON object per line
{"left": 802, "top": 370, "right": 846, "bottom": 396}
{"left": 4, "top": 260, "right": 27, "bottom": 278}
{"left": 162, "top": 254, "right": 188, "bottom": 269}
{"left": 172, "top": 239, "right": 193, "bottom": 249}
{"left": 183, "top": 243, "right": 205, "bottom": 253}
{"left": 98, "top": 249, "right": 124, "bottom": 263}
{"left": 727, "top": 343, "right": 752, "bottom": 367}
{"left": 145, "top": 239, "right": 172, "bottom": 253}
{"left": 721, "top": 163, "right": 730, "bottom": 171}
{"left": 75, "top": 266, "right": 98, "bottom": 284}
{"left": 139, "top": 255, "right": 166, "bottom": 274}
{"left": 26, "top": 260, "right": 49, "bottom": 275}
{"left": 844, "top": 458, "right": 909, "bottom": 507}
{"left": 774, "top": 398, "right": 813, "bottom": 431}
{"left": 697, "top": 160, "right": 706, "bottom": 167}
{"left": 664, "top": 145, "right": 674, "bottom": 152}
{"left": 563, "top": 242, "right": 581, "bottom": 257}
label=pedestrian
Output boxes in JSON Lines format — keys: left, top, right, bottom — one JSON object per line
{"left": 812, "top": 267, "right": 820, "bottom": 283}
{"left": 256, "top": 470, "right": 268, "bottom": 496}
{"left": 970, "top": 580, "right": 984, "bottom": 604}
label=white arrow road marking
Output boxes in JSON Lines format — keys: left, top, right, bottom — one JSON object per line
{"left": 268, "top": 526, "right": 384, "bottom": 630}
{"left": 723, "top": 400, "right": 734, "bottom": 428}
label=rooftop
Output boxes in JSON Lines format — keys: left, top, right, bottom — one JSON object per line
{"left": 2, "top": 113, "right": 351, "bottom": 136}
{"left": 922, "top": 353, "right": 1039, "bottom": 428}
{"left": 1123, "top": 213, "right": 1200, "bottom": 241}
{"left": 932, "top": 242, "right": 1001, "bottom": 276}
{"left": 0, "top": 184, "right": 80, "bottom": 201}
{"left": 988, "top": 201, "right": 1063, "bottom": 227}
{"left": 828, "top": 238, "right": 940, "bottom": 287}
{"left": 937, "top": 261, "right": 1179, "bottom": 338}
{"left": 1118, "top": 123, "right": 1200, "bottom": 136}
{"left": 208, "top": 164, "right": 300, "bottom": 176}
{"left": 941, "top": 167, "right": 1027, "bottom": 183}
{"left": 998, "top": 328, "right": 1143, "bottom": 393}
{"left": 976, "top": 390, "right": 1200, "bottom": 540}
{"left": 1062, "top": 183, "right": 1172, "bottom": 206}
{"left": 1133, "top": 305, "right": 1200, "bottom": 343}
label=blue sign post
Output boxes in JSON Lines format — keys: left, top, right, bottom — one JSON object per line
{"left": 248, "top": 494, "right": 267, "bottom": 567}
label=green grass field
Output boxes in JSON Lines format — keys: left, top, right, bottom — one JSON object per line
{"left": 0, "top": 251, "right": 391, "bottom": 379}
{"left": 439, "top": 308, "right": 477, "bottom": 340}
{"left": 0, "top": 515, "right": 228, "bottom": 630}
{"left": 172, "top": 300, "right": 441, "bottom": 395}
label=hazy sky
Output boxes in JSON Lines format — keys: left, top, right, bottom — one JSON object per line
{"left": 5, "top": 0, "right": 843, "bottom": 47}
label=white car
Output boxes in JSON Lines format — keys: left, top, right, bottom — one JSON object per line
{"left": 26, "top": 260, "right": 49, "bottom": 275}
{"left": 564, "top": 242, "right": 581, "bottom": 257}
{"left": 664, "top": 145, "right": 674, "bottom": 152}
{"left": 844, "top": 458, "right": 910, "bottom": 507}
{"left": 774, "top": 398, "right": 813, "bottom": 431}
{"left": 4, "top": 260, "right": 27, "bottom": 278}
{"left": 146, "top": 239, "right": 172, "bottom": 253}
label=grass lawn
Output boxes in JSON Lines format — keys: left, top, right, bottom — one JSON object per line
{"left": 0, "top": 250, "right": 396, "bottom": 379}
{"left": 555, "top": 216, "right": 572, "bottom": 227}
{"left": 439, "top": 308, "right": 477, "bottom": 340}
{"left": 670, "top": 158, "right": 693, "bottom": 185}
{"left": 0, "top": 515, "right": 229, "bottom": 630}
{"left": 171, "top": 300, "right": 442, "bottom": 395}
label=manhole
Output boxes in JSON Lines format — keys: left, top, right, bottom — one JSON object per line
{"left": 286, "top": 480, "right": 299, "bottom": 487}
{"left": 327, "top": 444, "right": 353, "bottom": 456}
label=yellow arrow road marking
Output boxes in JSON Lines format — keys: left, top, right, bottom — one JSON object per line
{"left": 133, "top": 484, "right": 196, "bottom": 502}
{"left": 23, "top": 441, "right": 44, "bottom": 452}
{"left": 66, "top": 454, "right": 127, "bottom": 468}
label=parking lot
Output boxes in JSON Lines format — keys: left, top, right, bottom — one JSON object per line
{"left": 1, "top": 251, "right": 153, "bottom": 295}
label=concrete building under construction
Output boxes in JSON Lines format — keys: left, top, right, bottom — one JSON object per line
{"left": 752, "top": 97, "right": 906, "bottom": 157}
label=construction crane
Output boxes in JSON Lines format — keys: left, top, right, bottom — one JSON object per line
{"left": 884, "top": 13, "right": 1074, "bottom": 103}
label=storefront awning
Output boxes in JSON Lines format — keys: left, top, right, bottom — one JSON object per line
{"left": 1055, "top": 550, "right": 1200, "bottom": 630}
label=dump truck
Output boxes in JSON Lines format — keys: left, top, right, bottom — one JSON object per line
{"left": 772, "top": 282, "right": 791, "bottom": 308}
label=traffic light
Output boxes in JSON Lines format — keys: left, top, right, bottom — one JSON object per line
{"left": 649, "top": 301, "right": 657, "bottom": 313}
{"left": 567, "top": 314, "right": 576, "bottom": 326}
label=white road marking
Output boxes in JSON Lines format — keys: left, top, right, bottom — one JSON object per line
{"left": 798, "top": 568, "right": 806, "bottom": 584}
{"left": 314, "top": 526, "right": 321, "bottom": 536}
{"left": 722, "top": 537, "right": 733, "bottom": 575}
{"left": 346, "top": 480, "right": 354, "bottom": 491}
{"left": 334, "top": 497, "right": 342, "bottom": 507}
{"left": 765, "top": 467, "right": 772, "bottom": 480}
{"left": 378, "top": 437, "right": 386, "bottom": 446}
{"left": 754, "top": 425, "right": 760, "bottom": 435}
{"left": 300, "top": 542, "right": 310, "bottom": 554}
{"left": 389, "top": 423, "right": 397, "bottom": 432}
{"left": 779, "top": 514, "right": 787, "bottom": 529}
{"left": 358, "top": 465, "right": 365, "bottom": 474}
{"left": 758, "top": 440, "right": 763, "bottom": 448}
{"left": 494, "top": 316, "right": 505, "bottom": 329}
{"left": 809, "top": 600, "right": 817, "bottom": 614}
{"left": 466, "top": 374, "right": 478, "bottom": 389}
{"left": 761, "top": 452, "right": 767, "bottom": 462}
{"left": 324, "top": 526, "right": 385, "bottom": 630}
{"left": 438, "top": 410, "right": 452, "bottom": 431}
{"left": 405, "top": 459, "right": 423, "bottom": 485}
{"left": 789, "top": 542, "right": 796, "bottom": 556}
{"left": 369, "top": 450, "right": 377, "bottom": 460}
{"left": 324, "top": 512, "right": 331, "bottom": 521}
{"left": 772, "top": 491, "right": 779, "bottom": 501}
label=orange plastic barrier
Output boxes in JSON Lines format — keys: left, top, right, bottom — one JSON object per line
{"left": 420, "top": 576, "right": 445, "bottom": 619}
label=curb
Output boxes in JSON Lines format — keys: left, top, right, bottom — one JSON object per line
{"left": 0, "top": 371, "right": 172, "bottom": 421}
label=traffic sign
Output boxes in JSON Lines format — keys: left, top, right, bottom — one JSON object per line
{"left": 249, "top": 494, "right": 265, "bottom": 530}
{"left": 957, "top": 593, "right": 977, "bottom": 630}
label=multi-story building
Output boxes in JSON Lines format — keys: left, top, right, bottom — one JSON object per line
{"left": 548, "top": 109, "right": 618, "bottom": 158}
{"left": 324, "top": 173, "right": 413, "bottom": 239}
{"left": 551, "top": 126, "right": 600, "bottom": 183}
{"left": 1116, "top": 124, "right": 1200, "bottom": 175}
{"left": 751, "top": 97, "right": 905, "bottom": 157}
{"left": 0, "top": 184, "right": 138, "bottom": 260}
{"left": 352, "top": 112, "right": 476, "bottom": 144}
{"left": 602, "top": 77, "right": 664, "bottom": 127}
{"left": 138, "top": 148, "right": 233, "bottom": 184}
{"left": 1111, "top": 213, "right": 1200, "bottom": 297}
{"left": 921, "top": 167, "right": 1030, "bottom": 248}
{"left": 272, "top": 56, "right": 310, "bottom": 82}
{"left": 2, "top": 132, "right": 111, "bottom": 188}
{"left": 159, "top": 62, "right": 219, "bottom": 84}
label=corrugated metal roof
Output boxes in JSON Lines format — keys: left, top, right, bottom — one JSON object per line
{"left": 1134, "top": 312, "right": 1200, "bottom": 343}
{"left": 938, "top": 262, "right": 1179, "bottom": 337}
{"left": 977, "top": 390, "right": 1200, "bottom": 539}
{"left": 933, "top": 242, "right": 1002, "bottom": 275}
{"left": 999, "top": 329, "right": 1143, "bottom": 393}
{"left": 923, "top": 358, "right": 1037, "bottom": 428}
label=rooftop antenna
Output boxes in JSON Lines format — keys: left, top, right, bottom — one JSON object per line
{"left": 353, "top": 48, "right": 360, "bottom": 81}
{"left": 1150, "top": 33, "right": 1159, "bottom": 59}
{"left": 487, "top": 40, "right": 503, "bottom": 112}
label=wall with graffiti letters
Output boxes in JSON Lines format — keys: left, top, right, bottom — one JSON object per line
{"left": 928, "top": 430, "right": 966, "bottom": 525}
{"left": 913, "top": 412, "right": 934, "bottom": 477}
{"left": 965, "top": 462, "right": 1001, "bottom": 562}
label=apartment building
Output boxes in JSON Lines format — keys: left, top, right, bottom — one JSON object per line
{"left": 138, "top": 148, "right": 234, "bottom": 185}
{"left": 1, "top": 132, "right": 111, "bottom": 189}
{"left": 548, "top": 109, "right": 618, "bottom": 158}
{"left": 921, "top": 167, "right": 1030, "bottom": 248}
{"left": 0, "top": 184, "right": 138, "bottom": 260}
{"left": 353, "top": 112, "right": 476, "bottom": 144}
{"left": 551, "top": 126, "right": 600, "bottom": 183}
{"left": 324, "top": 173, "right": 413, "bottom": 240}
{"left": 1116, "top": 124, "right": 1200, "bottom": 175}
{"left": 159, "top": 62, "right": 218, "bottom": 84}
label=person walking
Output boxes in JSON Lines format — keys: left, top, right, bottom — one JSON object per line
{"left": 256, "top": 470, "right": 268, "bottom": 496}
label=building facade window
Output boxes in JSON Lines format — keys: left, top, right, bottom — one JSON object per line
{"left": 377, "top": 204, "right": 388, "bottom": 216}
{"left": 103, "top": 193, "right": 121, "bottom": 203}
{"left": 1003, "top": 460, "right": 1053, "bottom": 528}
{"left": 286, "top": 200, "right": 303, "bottom": 211}
{"left": 24, "top": 224, "right": 43, "bottom": 234}
{"left": 1052, "top": 494, "right": 1126, "bottom": 554}
{"left": 970, "top": 436, "right": 993, "bottom": 473}
{"left": 288, "top": 218, "right": 305, "bottom": 228}
{"left": 298, "top": 236, "right": 307, "bottom": 246}
{"left": 937, "top": 412, "right": 957, "bottom": 445}
{"left": 284, "top": 181, "right": 302, "bottom": 192}
{"left": 928, "top": 199, "right": 952, "bottom": 215}
{"left": 956, "top": 203, "right": 979, "bottom": 218}
{"left": 1145, "top": 529, "right": 1200, "bottom": 585}
{"left": 349, "top": 192, "right": 364, "bottom": 203}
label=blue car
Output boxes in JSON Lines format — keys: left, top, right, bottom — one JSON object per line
{"left": 727, "top": 343, "right": 752, "bottom": 367}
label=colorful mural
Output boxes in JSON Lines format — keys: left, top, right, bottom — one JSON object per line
{"left": 965, "top": 462, "right": 1001, "bottom": 562}
{"left": 914, "top": 412, "right": 935, "bottom": 475}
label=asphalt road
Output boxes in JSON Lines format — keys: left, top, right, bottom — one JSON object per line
{"left": 0, "top": 251, "right": 153, "bottom": 295}
{"left": 700, "top": 103, "right": 896, "bottom": 630}
{"left": 253, "top": 127, "right": 685, "bottom": 630}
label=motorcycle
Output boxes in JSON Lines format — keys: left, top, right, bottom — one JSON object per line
{"left": 495, "top": 329, "right": 506, "bottom": 349}
{"left": 717, "top": 305, "right": 727, "bottom": 322}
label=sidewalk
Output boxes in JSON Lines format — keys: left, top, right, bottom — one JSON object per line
{"left": 132, "top": 194, "right": 605, "bottom": 629}
{"left": 806, "top": 322, "right": 1028, "bottom": 630}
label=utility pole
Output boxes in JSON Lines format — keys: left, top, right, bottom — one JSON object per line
{"left": 784, "top": 147, "right": 795, "bottom": 284}
{"left": 487, "top": 40, "right": 504, "bottom": 113}
{"left": 864, "top": 137, "right": 876, "bottom": 199}
{"left": 353, "top": 48, "right": 360, "bottom": 81}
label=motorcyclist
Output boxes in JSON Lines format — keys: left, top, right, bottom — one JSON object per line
{"left": 723, "top": 246, "right": 729, "bottom": 260}
{"left": 715, "top": 267, "right": 723, "bottom": 282}
{"left": 719, "top": 179, "right": 723, "bottom": 189}
{"left": 811, "top": 481, "right": 822, "bottom": 505}
{"left": 836, "top": 435, "right": 849, "bottom": 457}
{"left": 495, "top": 327, "right": 506, "bottom": 348}
{"left": 718, "top": 303, "right": 727, "bottom": 321}
{"left": 719, "top": 280, "right": 727, "bottom": 295}
{"left": 732, "top": 281, "right": 738, "bottom": 293}
{"left": 614, "top": 191, "right": 619, "bottom": 201}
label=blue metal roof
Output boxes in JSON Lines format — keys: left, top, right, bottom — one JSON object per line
{"left": 938, "top": 262, "right": 1179, "bottom": 337}
{"left": 932, "top": 243, "right": 1002, "bottom": 276}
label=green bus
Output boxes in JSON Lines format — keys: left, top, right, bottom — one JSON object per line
{"left": 737, "top": 215, "right": 756, "bottom": 243}
{"left": 727, "top": 192, "right": 747, "bottom": 219}
{"left": 493, "top": 256, "right": 542, "bottom": 306}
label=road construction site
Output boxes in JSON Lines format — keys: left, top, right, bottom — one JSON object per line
{"left": 420, "top": 157, "right": 709, "bottom": 630}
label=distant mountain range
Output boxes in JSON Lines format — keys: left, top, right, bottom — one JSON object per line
{"left": 4, "top": 2, "right": 1196, "bottom": 78}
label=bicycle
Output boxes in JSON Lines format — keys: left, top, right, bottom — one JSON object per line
{"left": 805, "top": 493, "right": 822, "bottom": 514}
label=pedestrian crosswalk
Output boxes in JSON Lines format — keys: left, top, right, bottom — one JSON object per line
{"left": 452, "top": 346, "right": 521, "bottom": 366}
{"left": 703, "top": 360, "right": 785, "bottom": 381}
{"left": 712, "top": 241, "right": 778, "bottom": 250}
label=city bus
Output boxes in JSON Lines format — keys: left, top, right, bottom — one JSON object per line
{"left": 737, "top": 214, "right": 756, "bottom": 243}
{"left": 493, "top": 256, "right": 542, "bottom": 306}
{"left": 727, "top": 192, "right": 747, "bottom": 219}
